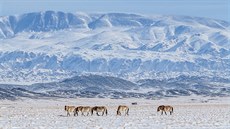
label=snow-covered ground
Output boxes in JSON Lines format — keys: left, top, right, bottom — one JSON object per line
{"left": 0, "top": 97, "right": 230, "bottom": 129}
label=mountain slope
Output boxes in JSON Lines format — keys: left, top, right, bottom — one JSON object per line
{"left": 0, "top": 75, "right": 229, "bottom": 100}
{"left": 0, "top": 11, "right": 229, "bottom": 83}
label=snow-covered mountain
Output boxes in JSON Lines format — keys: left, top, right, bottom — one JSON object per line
{"left": 0, "top": 11, "right": 229, "bottom": 83}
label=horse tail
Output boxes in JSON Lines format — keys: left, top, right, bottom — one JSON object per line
{"left": 116, "top": 107, "right": 119, "bottom": 115}
{"left": 171, "top": 107, "right": 173, "bottom": 113}
{"left": 105, "top": 108, "right": 108, "bottom": 115}
{"left": 91, "top": 108, "right": 93, "bottom": 115}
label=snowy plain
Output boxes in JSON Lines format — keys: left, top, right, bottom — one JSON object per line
{"left": 0, "top": 97, "right": 230, "bottom": 129}
{"left": 0, "top": 11, "right": 229, "bottom": 129}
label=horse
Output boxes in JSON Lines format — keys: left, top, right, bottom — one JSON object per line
{"left": 64, "top": 105, "right": 75, "bottom": 116}
{"left": 91, "top": 106, "right": 108, "bottom": 116}
{"left": 157, "top": 105, "right": 173, "bottom": 115}
{"left": 74, "top": 106, "right": 92, "bottom": 116}
{"left": 117, "top": 105, "right": 129, "bottom": 116}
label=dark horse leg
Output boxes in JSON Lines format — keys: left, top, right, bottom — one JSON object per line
{"left": 74, "top": 112, "right": 76, "bottom": 116}
{"left": 74, "top": 111, "right": 78, "bottom": 116}
{"left": 117, "top": 111, "right": 120, "bottom": 116}
{"left": 164, "top": 111, "right": 167, "bottom": 115}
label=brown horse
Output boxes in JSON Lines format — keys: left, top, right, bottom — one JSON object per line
{"left": 64, "top": 105, "right": 75, "bottom": 116}
{"left": 117, "top": 105, "right": 129, "bottom": 116}
{"left": 74, "top": 106, "right": 92, "bottom": 116}
{"left": 157, "top": 105, "right": 173, "bottom": 115}
{"left": 91, "top": 106, "right": 108, "bottom": 116}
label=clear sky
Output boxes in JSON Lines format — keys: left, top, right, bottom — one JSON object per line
{"left": 0, "top": 0, "right": 229, "bottom": 22}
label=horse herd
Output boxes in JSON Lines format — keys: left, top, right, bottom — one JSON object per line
{"left": 64, "top": 105, "right": 129, "bottom": 116}
{"left": 64, "top": 105, "right": 173, "bottom": 116}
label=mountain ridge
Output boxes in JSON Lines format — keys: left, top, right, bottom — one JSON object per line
{"left": 0, "top": 75, "right": 229, "bottom": 100}
{"left": 1, "top": 11, "right": 229, "bottom": 38}
{"left": 0, "top": 11, "right": 229, "bottom": 83}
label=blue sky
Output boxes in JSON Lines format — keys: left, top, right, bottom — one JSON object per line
{"left": 0, "top": 0, "right": 229, "bottom": 22}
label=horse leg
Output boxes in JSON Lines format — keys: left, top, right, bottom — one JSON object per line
{"left": 161, "top": 111, "right": 163, "bottom": 115}
{"left": 118, "top": 111, "right": 120, "bottom": 116}
{"left": 67, "top": 111, "right": 70, "bottom": 116}
{"left": 102, "top": 111, "right": 104, "bottom": 116}
{"left": 74, "top": 110, "right": 78, "bottom": 116}
{"left": 117, "top": 111, "right": 120, "bottom": 116}
{"left": 165, "top": 111, "right": 167, "bottom": 115}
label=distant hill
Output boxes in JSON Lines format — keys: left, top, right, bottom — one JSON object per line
{"left": 0, "top": 75, "right": 229, "bottom": 100}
